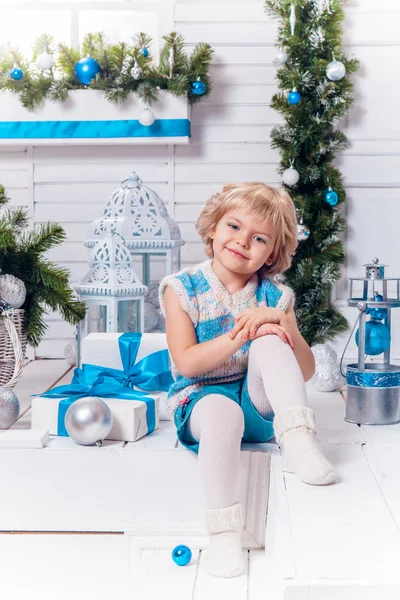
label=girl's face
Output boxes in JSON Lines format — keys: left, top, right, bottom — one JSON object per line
{"left": 210, "top": 208, "right": 276, "bottom": 277}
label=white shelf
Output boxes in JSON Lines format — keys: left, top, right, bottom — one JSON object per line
{"left": 0, "top": 89, "right": 191, "bottom": 145}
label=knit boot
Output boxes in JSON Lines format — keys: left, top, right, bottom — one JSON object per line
{"left": 202, "top": 503, "right": 245, "bottom": 578}
{"left": 274, "top": 406, "right": 336, "bottom": 486}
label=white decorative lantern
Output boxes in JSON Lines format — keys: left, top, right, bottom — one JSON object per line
{"left": 84, "top": 171, "right": 184, "bottom": 285}
{"left": 75, "top": 232, "right": 147, "bottom": 352}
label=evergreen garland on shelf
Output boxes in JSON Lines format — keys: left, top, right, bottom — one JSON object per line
{"left": 0, "top": 32, "right": 214, "bottom": 111}
{"left": 0, "top": 186, "right": 86, "bottom": 346}
{"left": 265, "top": 0, "right": 359, "bottom": 346}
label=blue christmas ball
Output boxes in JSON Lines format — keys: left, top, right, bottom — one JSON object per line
{"left": 368, "top": 307, "right": 387, "bottom": 321}
{"left": 142, "top": 47, "right": 149, "bottom": 58}
{"left": 192, "top": 79, "right": 206, "bottom": 96}
{"left": 288, "top": 90, "right": 301, "bottom": 105}
{"left": 172, "top": 545, "right": 192, "bottom": 566}
{"left": 355, "top": 320, "right": 391, "bottom": 356}
{"left": 75, "top": 57, "right": 101, "bottom": 85}
{"left": 10, "top": 67, "right": 23, "bottom": 81}
{"left": 325, "top": 188, "right": 339, "bottom": 206}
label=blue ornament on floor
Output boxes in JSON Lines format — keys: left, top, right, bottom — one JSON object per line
{"left": 355, "top": 320, "right": 391, "bottom": 355}
{"left": 75, "top": 57, "right": 101, "bottom": 85}
{"left": 172, "top": 545, "right": 192, "bottom": 566}
{"left": 288, "top": 88, "right": 300, "bottom": 104}
{"left": 10, "top": 67, "right": 23, "bottom": 81}
{"left": 142, "top": 47, "right": 149, "bottom": 57}
{"left": 192, "top": 77, "right": 206, "bottom": 96}
{"left": 325, "top": 187, "right": 339, "bottom": 206}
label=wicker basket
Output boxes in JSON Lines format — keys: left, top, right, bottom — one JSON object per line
{"left": 0, "top": 309, "right": 27, "bottom": 389}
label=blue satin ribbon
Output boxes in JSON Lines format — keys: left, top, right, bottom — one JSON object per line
{"left": 37, "top": 332, "right": 173, "bottom": 436}
{"left": 0, "top": 119, "right": 190, "bottom": 139}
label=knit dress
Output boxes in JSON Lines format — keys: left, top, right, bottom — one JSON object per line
{"left": 159, "top": 259, "right": 294, "bottom": 417}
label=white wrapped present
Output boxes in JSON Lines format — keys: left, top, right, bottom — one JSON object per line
{"left": 81, "top": 332, "right": 172, "bottom": 421}
{"left": 31, "top": 393, "right": 160, "bottom": 443}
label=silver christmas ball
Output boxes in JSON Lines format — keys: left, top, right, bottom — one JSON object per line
{"left": 0, "top": 274, "right": 26, "bottom": 308}
{"left": 145, "top": 282, "right": 161, "bottom": 307}
{"left": 130, "top": 62, "right": 142, "bottom": 80}
{"left": 282, "top": 166, "right": 299, "bottom": 186}
{"left": 36, "top": 52, "right": 54, "bottom": 70}
{"left": 0, "top": 387, "right": 20, "bottom": 429}
{"left": 64, "top": 340, "right": 77, "bottom": 367}
{"left": 311, "top": 343, "right": 345, "bottom": 392}
{"left": 326, "top": 60, "right": 346, "bottom": 82}
{"left": 273, "top": 49, "right": 288, "bottom": 66}
{"left": 129, "top": 300, "right": 160, "bottom": 333}
{"left": 65, "top": 397, "right": 113, "bottom": 446}
{"left": 297, "top": 222, "right": 310, "bottom": 241}
{"left": 138, "top": 107, "right": 155, "bottom": 127}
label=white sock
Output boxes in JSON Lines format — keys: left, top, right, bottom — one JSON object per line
{"left": 274, "top": 407, "right": 336, "bottom": 486}
{"left": 203, "top": 503, "right": 245, "bottom": 578}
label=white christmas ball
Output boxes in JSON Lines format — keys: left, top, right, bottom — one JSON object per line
{"left": 65, "top": 397, "right": 113, "bottom": 446}
{"left": 0, "top": 274, "right": 26, "bottom": 308}
{"left": 138, "top": 107, "right": 155, "bottom": 127}
{"left": 36, "top": 52, "right": 54, "bottom": 71}
{"left": 326, "top": 60, "right": 345, "bottom": 82}
{"left": 0, "top": 387, "right": 20, "bottom": 429}
{"left": 273, "top": 50, "right": 288, "bottom": 66}
{"left": 282, "top": 167, "right": 300, "bottom": 186}
{"left": 311, "top": 343, "right": 346, "bottom": 392}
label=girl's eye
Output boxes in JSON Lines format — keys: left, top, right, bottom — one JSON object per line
{"left": 228, "top": 223, "right": 239, "bottom": 230}
{"left": 255, "top": 236, "right": 266, "bottom": 244}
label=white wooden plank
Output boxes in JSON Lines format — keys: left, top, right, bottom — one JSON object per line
{"left": 35, "top": 201, "right": 104, "bottom": 222}
{"left": 191, "top": 125, "right": 274, "bottom": 144}
{"left": 250, "top": 450, "right": 294, "bottom": 600}
{"left": 175, "top": 142, "right": 279, "bottom": 164}
{"left": 187, "top": 44, "right": 277, "bottom": 65}
{"left": 305, "top": 384, "right": 366, "bottom": 445}
{"left": 361, "top": 421, "right": 400, "bottom": 445}
{"left": 3, "top": 188, "right": 29, "bottom": 206}
{"left": 175, "top": 183, "right": 223, "bottom": 205}
{"left": 176, "top": 2, "right": 268, "bottom": 22}
{"left": 35, "top": 181, "right": 168, "bottom": 204}
{"left": 343, "top": 11, "right": 400, "bottom": 45}
{"left": 285, "top": 444, "right": 400, "bottom": 580}
{"left": 203, "top": 84, "right": 275, "bottom": 105}
{"left": 0, "top": 169, "right": 28, "bottom": 188}
{"left": 35, "top": 339, "right": 76, "bottom": 359}
{"left": 192, "top": 103, "right": 281, "bottom": 127}
{"left": 34, "top": 163, "right": 168, "bottom": 184}
{"left": 0, "top": 533, "right": 130, "bottom": 600}
{"left": 175, "top": 163, "right": 279, "bottom": 183}
{"left": 178, "top": 22, "right": 277, "bottom": 44}
{"left": 363, "top": 445, "right": 400, "bottom": 531}
{"left": 175, "top": 204, "right": 203, "bottom": 222}
{"left": 33, "top": 144, "right": 169, "bottom": 163}
{"left": 194, "top": 549, "right": 248, "bottom": 600}
{"left": 134, "top": 548, "right": 199, "bottom": 600}
{"left": 338, "top": 155, "right": 400, "bottom": 186}
{"left": 210, "top": 64, "right": 277, "bottom": 85}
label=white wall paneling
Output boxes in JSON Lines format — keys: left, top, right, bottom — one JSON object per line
{"left": 0, "top": 0, "right": 397, "bottom": 357}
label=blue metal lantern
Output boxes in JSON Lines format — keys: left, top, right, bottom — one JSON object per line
{"left": 341, "top": 257, "right": 400, "bottom": 425}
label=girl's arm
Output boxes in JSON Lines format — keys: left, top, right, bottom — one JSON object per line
{"left": 280, "top": 306, "right": 316, "bottom": 382}
{"left": 164, "top": 285, "right": 244, "bottom": 378}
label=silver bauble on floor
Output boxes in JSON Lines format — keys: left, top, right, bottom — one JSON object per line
{"left": 65, "top": 397, "right": 113, "bottom": 445}
{"left": 0, "top": 387, "right": 20, "bottom": 428}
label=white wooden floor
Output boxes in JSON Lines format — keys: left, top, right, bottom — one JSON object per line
{"left": 2, "top": 359, "right": 400, "bottom": 600}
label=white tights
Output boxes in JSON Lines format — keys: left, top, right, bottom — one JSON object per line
{"left": 187, "top": 335, "right": 308, "bottom": 508}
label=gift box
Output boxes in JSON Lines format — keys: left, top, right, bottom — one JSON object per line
{"left": 31, "top": 393, "right": 160, "bottom": 443}
{"left": 32, "top": 332, "right": 171, "bottom": 442}
{"left": 81, "top": 332, "right": 173, "bottom": 421}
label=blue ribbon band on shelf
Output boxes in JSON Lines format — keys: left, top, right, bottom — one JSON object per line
{"left": 36, "top": 332, "right": 173, "bottom": 437}
{"left": 0, "top": 119, "right": 190, "bottom": 139}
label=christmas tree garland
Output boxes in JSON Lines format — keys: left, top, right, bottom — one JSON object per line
{"left": 265, "top": 0, "right": 359, "bottom": 346}
{"left": 0, "top": 32, "right": 214, "bottom": 111}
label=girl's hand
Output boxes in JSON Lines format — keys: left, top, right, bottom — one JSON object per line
{"left": 252, "top": 323, "right": 295, "bottom": 349}
{"left": 229, "top": 307, "right": 284, "bottom": 342}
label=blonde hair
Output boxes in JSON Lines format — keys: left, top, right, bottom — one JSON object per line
{"left": 196, "top": 182, "right": 298, "bottom": 276}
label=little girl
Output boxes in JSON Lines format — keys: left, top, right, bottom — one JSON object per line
{"left": 159, "top": 183, "right": 336, "bottom": 579}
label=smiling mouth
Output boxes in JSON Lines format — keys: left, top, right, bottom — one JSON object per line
{"left": 227, "top": 248, "right": 248, "bottom": 260}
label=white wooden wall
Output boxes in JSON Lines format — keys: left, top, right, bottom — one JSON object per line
{"left": 1, "top": 0, "right": 399, "bottom": 359}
